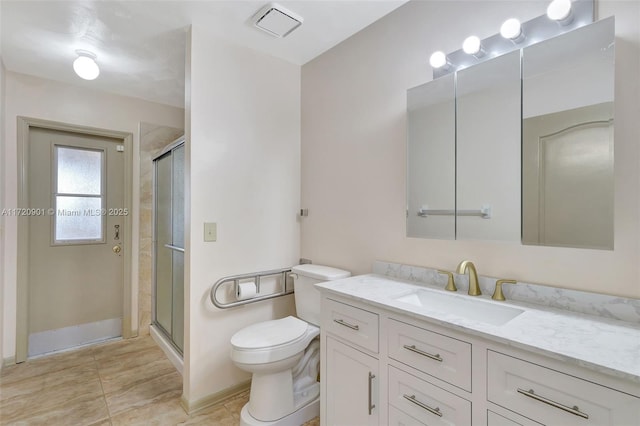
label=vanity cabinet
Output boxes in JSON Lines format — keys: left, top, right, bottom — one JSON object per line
{"left": 320, "top": 294, "right": 640, "bottom": 426}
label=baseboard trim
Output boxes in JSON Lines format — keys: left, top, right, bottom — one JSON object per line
{"left": 180, "top": 380, "right": 251, "bottom": 415}
{"left": 2, "top": 356, "right": 16, "bottom": 368}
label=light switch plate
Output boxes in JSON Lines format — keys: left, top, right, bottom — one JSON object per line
{"left": 204, "top": 223, "right": 217, "bottom": 242}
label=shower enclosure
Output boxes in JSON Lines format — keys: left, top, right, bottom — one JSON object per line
{"left": 152, "top": 137, "right": 184, "bottom": 353}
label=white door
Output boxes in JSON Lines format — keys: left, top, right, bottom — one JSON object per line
{"left": 27, "top": 127, "right": 125, "bottom": 357}
{"left": 325, "top": 337, "right": 379, "bottom": 426}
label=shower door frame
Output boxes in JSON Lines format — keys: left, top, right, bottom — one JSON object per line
{"left": 151, "top": 136, "right": 185, "bottom": 355}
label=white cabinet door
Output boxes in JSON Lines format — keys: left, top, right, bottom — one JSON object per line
{"left": 326, "top": 337, "right": 379, "bottom": 426}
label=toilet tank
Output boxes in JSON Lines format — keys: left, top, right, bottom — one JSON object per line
{"left": 291, "top": 264, "right": 350, "bottom": 326}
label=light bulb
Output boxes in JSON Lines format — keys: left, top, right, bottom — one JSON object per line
{"left": 73, "top": 53, "right": 100, "bottom": 80}
{"left": 500, "top": 18, "right": 522, "bottom": 40}
{"left": 429, "top": 51, "right": 447, "bottom": 69}
{"left": 462, "top": 36, "right": 482, "bottom": 55}
{"left": 547, "top": 0, "right": 572, "bottom": 22}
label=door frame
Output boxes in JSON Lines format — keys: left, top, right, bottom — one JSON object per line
{"left": 16, "top": 116, "right": 134, "bottom": 362}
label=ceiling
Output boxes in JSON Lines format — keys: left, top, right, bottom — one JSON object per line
{"left": 0, "top": 1, "right": 407, "bottom": 108}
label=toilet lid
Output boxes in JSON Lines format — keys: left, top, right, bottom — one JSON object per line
{"left": 231, "top": 316, "right": 308, "bottom": 350}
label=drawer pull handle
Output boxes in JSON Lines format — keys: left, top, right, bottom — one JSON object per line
{"left": 368, "top": 372, "right": 376, "bottom": 415}
{"left": 403, "top": 394, "right": 443, "bottom": 417}
{"left": 334, "top": 319, "right": 359, "bottom": 330}
{"left": 403, "top": 344, "right": 443, "bottom": 362}
{"left": 517, "top": 388, "right": 589, "bottom": 419}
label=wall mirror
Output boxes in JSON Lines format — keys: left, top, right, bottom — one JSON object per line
{"left": 406, "top": 17, "right": 615, "bottom": 249}
{"left": 456, "top": 50, "right": 521, "bottom": 242}
{"left": 407, "top": 73, "right": 455, "bottom": 239}
{"left": 522, "top": 17, "right": 614, "bottom": 249}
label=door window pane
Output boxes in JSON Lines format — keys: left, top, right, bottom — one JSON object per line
{"left": 56, "top": 146, "right": 102, "bottom": 195}
{"left": 55, "top": 196, "right": 103, "bottom": 241}
{"left": 53, "top": 146, "right": 105, "bottom": 244}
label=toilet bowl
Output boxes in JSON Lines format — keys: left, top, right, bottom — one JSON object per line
{"left": 230, "top": 264, "right": 350, "bottom": 426}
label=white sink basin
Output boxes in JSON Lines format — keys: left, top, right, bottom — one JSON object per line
{"left": 394, "top": 289, "right": 524, "bottom": 326}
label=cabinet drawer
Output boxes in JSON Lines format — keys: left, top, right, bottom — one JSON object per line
{"left": 388, "top": 318, "right": 471, "bottom": 391}
{"left": 487, "top": 410, "right": 535, "bottom": 426}
{"left": 323, "top": 298, "right": 379, "bottom": 353}
{"left": 389, "top": 405, "right": 427, "bottom": 426}
{"left": 487, "top": 350, "right": 640, "bottom": 426}
{"left": 389, "top": 365, "right": 471, "bottom": 426}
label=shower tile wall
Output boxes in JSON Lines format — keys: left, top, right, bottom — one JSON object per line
{"left": 139, "top": 123, "right": 183, "bottom": 335}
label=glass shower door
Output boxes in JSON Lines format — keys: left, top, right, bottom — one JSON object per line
{"left": 153, "top": 140, "right": 184, "bottom": 353}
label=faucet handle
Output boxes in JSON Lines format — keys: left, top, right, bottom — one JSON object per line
{"left": 437, "top": 270, "right": 457, "bottom": 292}
{"left": 492, "top": 279, "right": 517, "bottom": 301}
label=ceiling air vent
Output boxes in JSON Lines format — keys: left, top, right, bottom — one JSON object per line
{"left": 252, "top": 3, "right": 303, "bottom": 38}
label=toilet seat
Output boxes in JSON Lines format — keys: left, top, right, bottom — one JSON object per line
{"left": 232, "top": 316, "right": 308, "bottom": 349}
{"left": 231, "top": 316, "right": 319, "bottom": 365}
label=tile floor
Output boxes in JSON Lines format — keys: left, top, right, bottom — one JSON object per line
{"left": 0, "top": 336, "right": 321, "bottom": 425}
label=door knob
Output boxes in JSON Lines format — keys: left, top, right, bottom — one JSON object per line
{"left": 112, "top": 245, "right": 121, "bottom": 254}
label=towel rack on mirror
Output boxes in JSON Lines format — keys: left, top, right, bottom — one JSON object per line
{"left": 418, "top": 204, "right": 492, "bottom": 219}
{"left": 210, "top": 267, "right": 293, "bottom": 309}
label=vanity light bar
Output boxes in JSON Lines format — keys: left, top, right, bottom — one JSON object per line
{"left": 431, "top": 0, "right": 594, "bottom": 79}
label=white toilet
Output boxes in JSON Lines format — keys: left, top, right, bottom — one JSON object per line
{"left": 231, "top": 264, "right": 350, "bottom": 426}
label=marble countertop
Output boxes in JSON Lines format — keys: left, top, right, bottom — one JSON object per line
{"left": 316, "top": 274, "right": 640, "bottom": 383}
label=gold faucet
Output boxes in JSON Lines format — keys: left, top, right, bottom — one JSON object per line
{"left": 492, "top": 279, "right": 517, "bottom": 301}
{"left": 437, "top": 270, "right": 457, "bottom": 292}
{"left": 456, "top": 260, "right": 481, "bottom": 296}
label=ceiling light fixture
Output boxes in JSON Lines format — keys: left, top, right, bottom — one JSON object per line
{"left": 500, "top": 18, "right": 525, "bottom": 43}
{"left": 547, "top": 0, "right": 573, "bottom": 25}
{"left": 73, "top": 50, "right": 100, "bottom": 80}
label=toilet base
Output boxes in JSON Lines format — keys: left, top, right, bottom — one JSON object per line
{"left": 239, "top": 397, "right": 319, "bottom": 426}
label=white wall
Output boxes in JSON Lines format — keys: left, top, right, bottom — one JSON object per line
{"left": 301, "top": 0, "right": 640, "bottom": 298}
{"left": 0, "top": 58, "right": 6, "bottom": 366}
{"left": 1, "top": 72, "right": 184, "bottom": 360}
{"left": 185, "top": 26, "right": 300, "bottom": 404}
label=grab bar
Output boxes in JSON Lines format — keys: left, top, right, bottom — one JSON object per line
{"left": 164, "top": 244, "right": 185, "bottom": 253}
{"left": 210, "top": 267, "right": 293, "bottom": 309}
